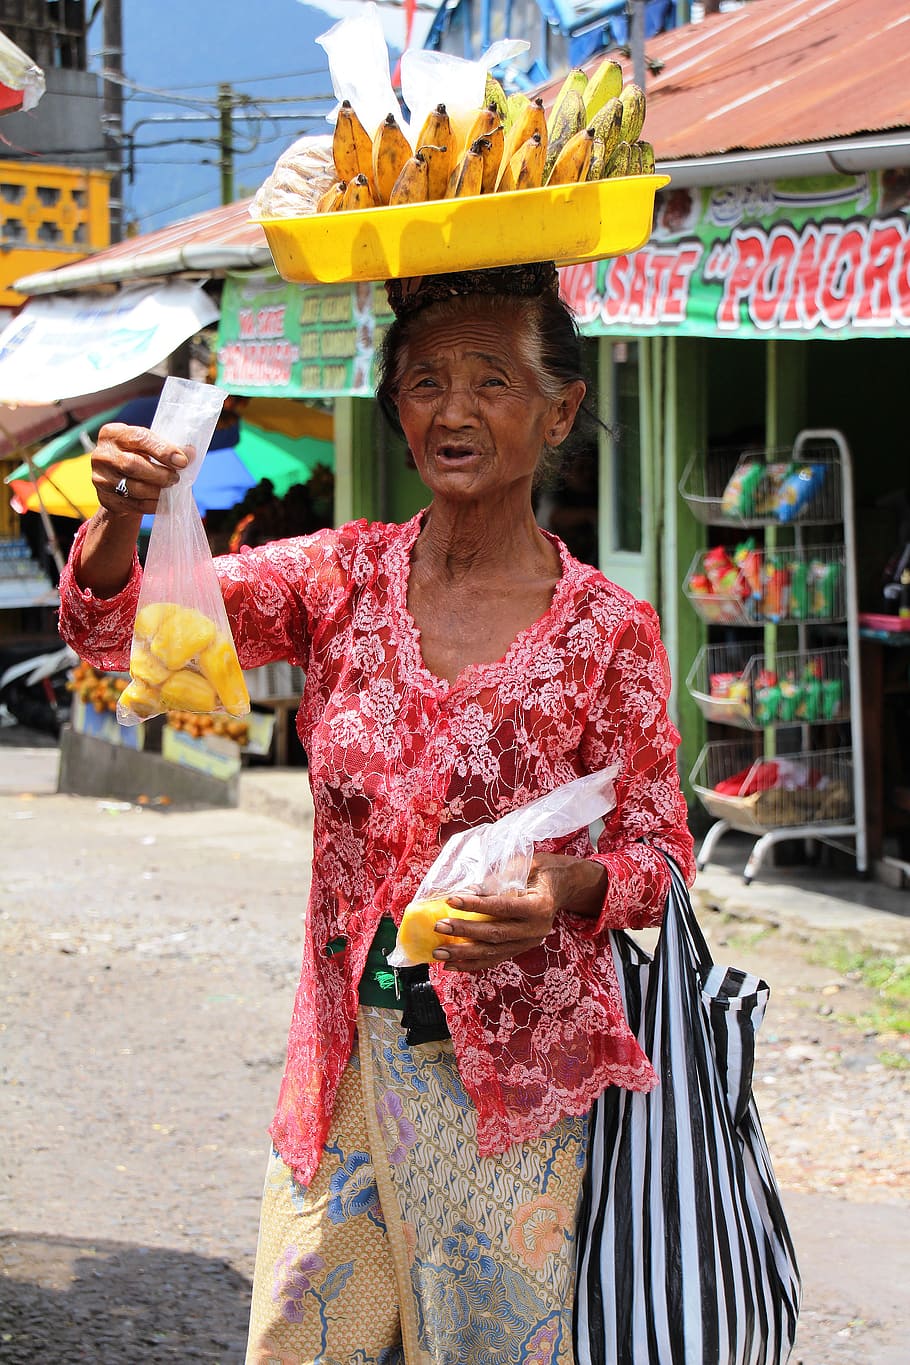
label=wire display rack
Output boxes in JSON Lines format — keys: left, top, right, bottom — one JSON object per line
{"left": 687, "top": 645, "right": 850, "bottom": 729}
{"left": 692, "top": 740, "right": 856, "bottom": 883}
{"left": 679, "top": 443, "right": 844, "bottom": 527}
{"left": 685, "top": 429, "right": 866, "bottom": 882}
{"left": 684, "top": 544, "right": 847, "bottom": 627}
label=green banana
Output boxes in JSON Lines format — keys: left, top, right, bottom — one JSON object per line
{"left": 627, "top": 142, "right": 643, "bottom": 176}
{"left": 484, "top": 73, "right": 509, "bottom": 130}
{"left": 605, "top": 141, "right": 632, "bottom": 178}
{"left": 505, "top": 91, "right": 530, "bottom": 134}
{"left": 551, "top": 67, "right": 588, "bottom": 111}
{"left": 545, "top": 88, "right": 586, "bottom": 179}
{"left": 583, "top": 57, "right": 623, "bottom": 121}
{"left": 619, "top": 83, "right": 646, "bottom": 143}
{"left": 590, "top": 97, "right": 624, "bottom": 162}
{"left": 637, "top": 140, "right": 656, "bottom": 175}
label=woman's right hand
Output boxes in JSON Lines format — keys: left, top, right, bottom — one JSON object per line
{"left": 92, "top": 422, "right": 189, "bottom": 518}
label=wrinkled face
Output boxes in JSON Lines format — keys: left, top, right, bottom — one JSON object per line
{"left": 393, "top": 304, "right": 582, "bottom": 503}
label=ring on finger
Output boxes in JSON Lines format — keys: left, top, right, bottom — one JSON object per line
{"left": 114, "top": 477, "right": 130, "bottom": 498}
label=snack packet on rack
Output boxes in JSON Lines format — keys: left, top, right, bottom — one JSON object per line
{"left": 118, "top": 378, "right": 250, "bottom": 727}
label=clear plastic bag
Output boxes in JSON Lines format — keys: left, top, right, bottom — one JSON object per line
{"left": 388, "top": 765, "right": 619, "bottom": 967}
{"left": 117, "top": 378, "right": 250, "bottom": 727}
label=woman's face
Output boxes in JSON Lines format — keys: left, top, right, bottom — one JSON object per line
{"left": 393, "top": 304, "right": 584, "bottom": 504}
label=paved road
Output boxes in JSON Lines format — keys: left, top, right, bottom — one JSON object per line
{"left": 1, "top": 748, "right": 907, "bottom": 1363}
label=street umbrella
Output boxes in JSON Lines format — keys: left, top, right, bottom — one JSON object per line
{"left": 6, "top": 398, "right": 334, "bottom": 519}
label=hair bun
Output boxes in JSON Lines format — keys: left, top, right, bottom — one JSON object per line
{"left": 385, "top": 262, "right": 559, "bottom": 320}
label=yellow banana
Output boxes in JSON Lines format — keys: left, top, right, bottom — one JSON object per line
{"left": 416, "top": 102, "right": 452, "bottom": 152}
{"left": 461, "top": 102, "right": 499, "bottom": 160}
{"left": 479, "top": 125, "right": 504, "bottom": 193}
{"left": 511, "top": 131, "right": 546, "bottom": 191}
{"left": 583, "top": 57, "right": 623, "bottom": 121}
{"left": 619, "top": 83, "right": 647, "bottom": 143}
{"left": 638, "top": 140, "right": 656, "bottom": 175}
{"left": 545, "top": 88, "right": 586, "bottom": 180}
{"left": 372, "top": 113, "right": 411, "bottom": 205}
{"left": 498, "top": 96, "right": 547, "bottom": 187}
{"left": 419, "top": 142, "right": 452, "bottom": 201}
{"left": 590, "top": 97, "right": 623, "bottom": 160}
{"left": 341, "top": 173, "right": 376, "bottom": 210}
{"left": 605, "top": 141, "right": 632, "bottom": 178}
{"left": 316, "top": 179, "right": 347, "bottom": 213}
{"left": 332, "top": 100, "right": 372, "bottom": 183}
{"left": 389, "top": 149, "right": 430, "bottom": 205}
{"left": 546, "top": 126, "right": 596, "bottom": 186}
{"left": 449, "top": 139, "right": 485, "bottom": 198}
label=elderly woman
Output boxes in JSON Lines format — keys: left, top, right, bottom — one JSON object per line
{"left": 58, "top": 262, "right": 694, "bottom": 1365}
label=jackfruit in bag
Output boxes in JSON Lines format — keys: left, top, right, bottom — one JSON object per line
{"left": 117, "top": 377, "right": 250, "bottom": 726}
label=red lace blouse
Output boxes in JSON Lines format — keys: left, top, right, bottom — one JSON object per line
{"left": 59, "top": 513, "right": 695, "bottom": 1186}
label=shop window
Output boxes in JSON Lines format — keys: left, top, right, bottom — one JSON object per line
{"left": 0, "top": 183, "right": 26, "bottom": 205}
{"left": 36, "top": 221, "right": 63, "bottom": 243}
{"left": 3, "top": 218, "right": 26, "bottom": 243}
{"left": 36, "top": 186, "right": 62, "bottom": 208}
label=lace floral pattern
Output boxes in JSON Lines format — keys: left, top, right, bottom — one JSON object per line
{"left": 59, "top": 513, "right": 695, "bottom": 1186}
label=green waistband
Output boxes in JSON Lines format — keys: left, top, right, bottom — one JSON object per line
{"left": 327, "top": 918, "right": 401, "bottom": 1009}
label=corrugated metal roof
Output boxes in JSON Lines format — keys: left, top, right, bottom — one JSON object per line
{"left": 537, "top": 0, "right": 910, "bottom": 160}
{"left": 14, "top": 196, "right": 271, "bottom": 294}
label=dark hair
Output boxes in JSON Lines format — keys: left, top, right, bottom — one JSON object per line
{"left": 375, "top": 289, "right": 601, "bottom": 477}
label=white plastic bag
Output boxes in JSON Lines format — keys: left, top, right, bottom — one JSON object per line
{"left": 117, "top": 378, "right": 250, "bottom": 727}
{"left": 316, "top": 3, "right": 400, "bottom": 141}
{"left": 388, "top": 766, "right": 619, "bottom": 967}
{"left": 401, "top": 39, "right": 529, "bottom": 154}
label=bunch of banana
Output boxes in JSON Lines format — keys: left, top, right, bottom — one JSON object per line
{"left": 119, "top": 602, "right": 250, "bottom": 721}
{"left": 315, "top": 53, "right": 658, "bottom": 214}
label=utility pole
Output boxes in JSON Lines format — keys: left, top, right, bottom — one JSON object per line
{"left": 218, "top": 83, "right": 235, "bottom": 205}
{"left": 630, "top": 0, "right": 647, "bottom": 91}
{"left": 102, "top": 0, "right": 124, "bottom": 243}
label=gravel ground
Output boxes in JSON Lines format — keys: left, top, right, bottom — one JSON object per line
{"left": 1, "top": 769, "right": 908, "bottom": 1364}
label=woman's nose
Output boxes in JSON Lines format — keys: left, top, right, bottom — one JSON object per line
{"left": 435, "top": 383, "right": 479, "bottom": 426}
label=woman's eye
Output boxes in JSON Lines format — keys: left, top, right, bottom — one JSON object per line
{"left": 480, "top": 376, "right": 507, "bottom": 388}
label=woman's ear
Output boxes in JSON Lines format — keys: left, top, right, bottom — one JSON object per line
{"left": 547, "top": 380, "right": 587, "bottom": 445}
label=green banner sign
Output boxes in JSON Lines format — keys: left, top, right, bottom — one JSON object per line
{"left": 560, "top": 170, "right": 910, "bottom": 340}
{"left": 216, "top": 272, "right": 394, "bottom": 398}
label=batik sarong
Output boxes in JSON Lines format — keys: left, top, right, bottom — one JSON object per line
{"left": 246, "top": 1005, "right": 588, "bottom": 1365}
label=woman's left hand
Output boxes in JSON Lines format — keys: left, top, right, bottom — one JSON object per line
{"left": 431, "top": 852, "right": 607, "bottom": 972}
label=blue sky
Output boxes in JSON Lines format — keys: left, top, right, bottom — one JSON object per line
{"left": 88, "top": 1, "right": 339, "bottom": 233}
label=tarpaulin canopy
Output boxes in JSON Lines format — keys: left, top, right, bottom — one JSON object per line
{"left": 0, "top": 29, "right": 45, "bottom": 115}
{"left": 0, "top": 281, "right": 219, "bottom": 405}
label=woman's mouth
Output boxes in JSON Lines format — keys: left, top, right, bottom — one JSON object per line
{"left": 435, "top": 444, "right": 482, "bottom": 465}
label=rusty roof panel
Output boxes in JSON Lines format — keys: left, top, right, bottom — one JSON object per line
{"left": 537, "top": 0, "right": 910, "bottom": 161}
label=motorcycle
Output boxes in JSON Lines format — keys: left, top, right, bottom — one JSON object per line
{"left": 0, "top": 643, "right": 78, "bottom": 737}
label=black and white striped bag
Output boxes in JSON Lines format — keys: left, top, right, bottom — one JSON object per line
{"left": 574, "top": 855, "right": 800, "bottom": 1365}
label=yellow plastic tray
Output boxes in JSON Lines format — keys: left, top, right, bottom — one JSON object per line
{"left": 258, "top": 175, "right": 670, "bottom": 285}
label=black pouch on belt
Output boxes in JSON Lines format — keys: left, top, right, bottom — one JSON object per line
{"left": 396, "top": 965, "right": 451, "bottom": 1045}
